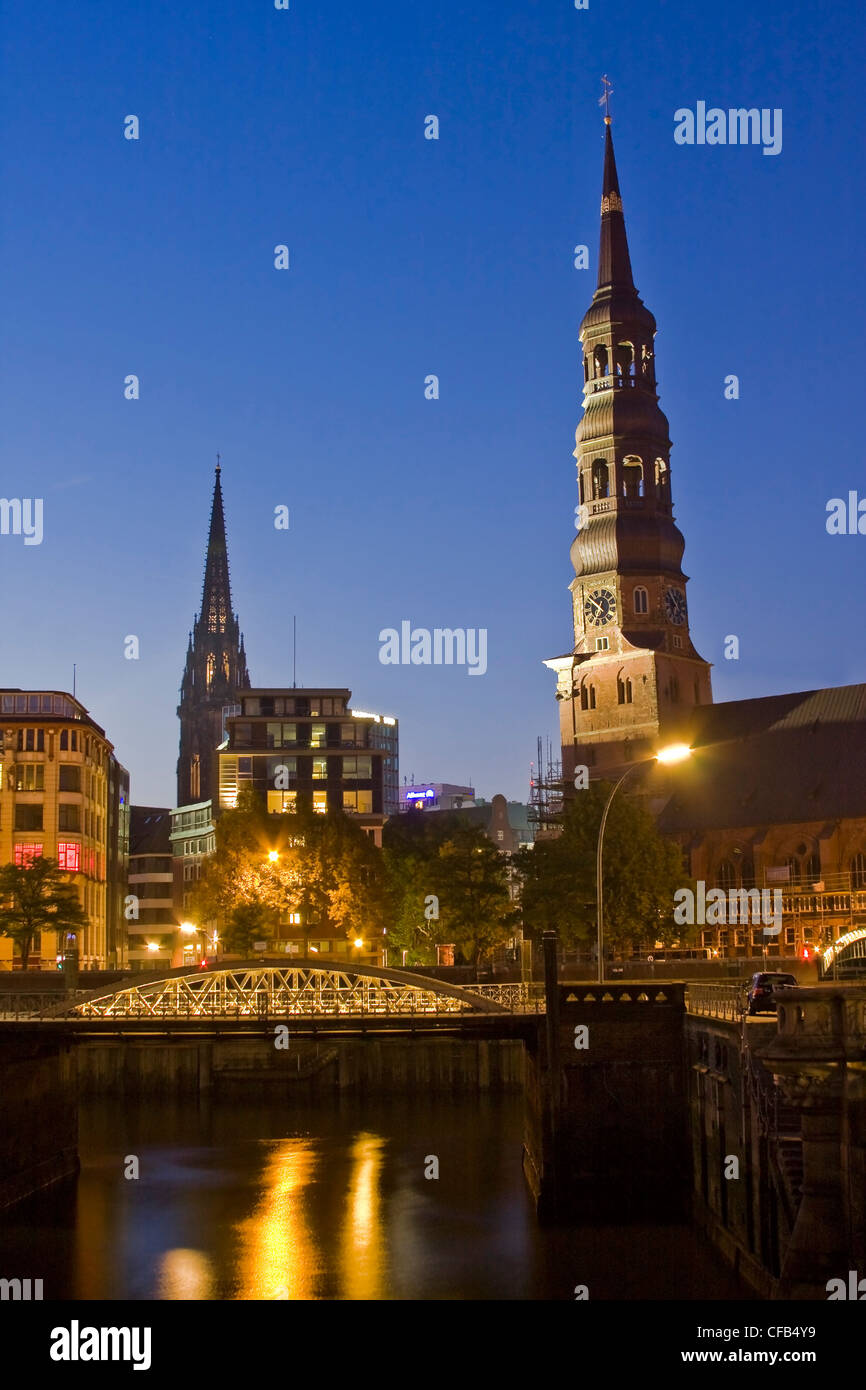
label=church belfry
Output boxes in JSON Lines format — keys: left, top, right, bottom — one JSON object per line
{"left": 546, "top": 111, "right": 712, "bottom": 783}
{"left": 177, "top": 461, "right": 250, "bottom": 807}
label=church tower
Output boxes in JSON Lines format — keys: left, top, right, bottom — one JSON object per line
{"left": 177, "top": 462, "right": 250, "bottom": 807}
{"left": 546, "top": 114, "right": 712, "bottom": 785}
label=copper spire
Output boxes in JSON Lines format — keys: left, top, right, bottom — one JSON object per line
{"left": 596, "top": 118, "right": 635, "bottom": 292}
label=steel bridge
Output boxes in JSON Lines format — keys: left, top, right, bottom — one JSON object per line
{"left": 20, "top": 961, "right": 545, "bottom": 1024}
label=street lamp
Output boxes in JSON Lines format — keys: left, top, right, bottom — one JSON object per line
{"left": 179, "top": 920, "right": 203, "bottom": 966}
{"left": 595, "top": 743, "right": 692, "bottom": 984}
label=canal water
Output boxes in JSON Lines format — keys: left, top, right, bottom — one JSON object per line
{"left": 2, "top": 1094, "right": 750, "bottom": 1300}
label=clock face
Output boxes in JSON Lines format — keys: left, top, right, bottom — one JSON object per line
{"left": 584, "top": 587, "right": 617, "bottom": 627}
{"left": 664, "top": 587, "right": 687, "bottom": 625}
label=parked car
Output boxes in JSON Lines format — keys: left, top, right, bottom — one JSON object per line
{"left": 746, "top": 971, "right": 798, "bottom": 1015}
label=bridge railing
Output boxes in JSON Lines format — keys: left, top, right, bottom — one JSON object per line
{"left": 462, "top": 983, "right": 546, "bottom": 1013}
{"left": 685, "top": 983, "right": 746, "bottom": 1022}
{"left": 0, "top": 992, "right": 90, "bottom": 1019}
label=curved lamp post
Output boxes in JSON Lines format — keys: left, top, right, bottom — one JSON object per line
{"left": 596, "top": 743, "right": 692, "bottom": 984}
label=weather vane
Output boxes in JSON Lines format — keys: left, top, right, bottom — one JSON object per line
{"left": 216, "top": 452, "right": 221, "bottom": 472}
{"left": 599, "top": 74, "right": 613, "bottom": 123}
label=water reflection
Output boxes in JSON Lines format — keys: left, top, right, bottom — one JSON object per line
{"left": 0, "top": 1095, "right": 751, "bottom": 1301}
{"left": 157, "top": 1248, "right": 214, "bottom": 1300}
{"left": 235, "top": 1142, "right": 317, "bottom": 1300}
{"left": 340, "top": 1134, "right": 386, "bottom": 1300}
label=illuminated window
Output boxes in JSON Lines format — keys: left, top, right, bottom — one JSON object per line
{"left": 14, "top": 765, "right": 44, "bottom": 791}
{"left": 343, "top": 790, "right": 373, "bottom": 813}
{"left": 310, "top": 724, "right": 327, "bottom": 748}
{"left": 267, "top": 790, "right": 298, "bottom": 815}
{"left": 312, "top": 792, "right": 328, "bottom": 814}
{"left": 57, "top": 841, "right": 81, "bottom": 872}
{"left": 312, "top": 757, "right": 328, "bottom": 779}
{"left": 14, "top": 843, "right": 43, "bottom": 866}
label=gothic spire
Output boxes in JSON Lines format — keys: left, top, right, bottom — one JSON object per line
{"left": 201, "top": 462, "right": 232, "bottom": 635}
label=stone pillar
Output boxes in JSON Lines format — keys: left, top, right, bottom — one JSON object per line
{"left": 760, "top": 988, "right": 864, "bottom": 1299}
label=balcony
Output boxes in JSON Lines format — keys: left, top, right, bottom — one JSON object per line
{"left": 583, "top": 374, "right": 651, "bottom": 396}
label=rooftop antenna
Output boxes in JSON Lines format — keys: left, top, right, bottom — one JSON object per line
{"left": 72, "top": 663, "right": 76, "bottom": 698}
{"left": 293, "top": 616, "right": 297, "bottom": 687}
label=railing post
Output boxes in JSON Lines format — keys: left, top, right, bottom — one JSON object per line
{"left": 542, "top": 930, "right": 561, "bottom": 1212}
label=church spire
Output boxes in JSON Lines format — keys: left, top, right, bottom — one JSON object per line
{"left": 597, "top": 120, "right": 635, "bottom": 292}
{"left": 201, "top": 462, "right": 232, "bottom": 635}
{"left": 176, "top": 461, "right": 251, "bottom": 808}
{"left": 543, "top": 106, "right": 712, "bottom": 788}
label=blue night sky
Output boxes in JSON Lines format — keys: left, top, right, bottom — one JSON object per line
{"left": 1, "top": 0, "right": 863, "bottom": 805}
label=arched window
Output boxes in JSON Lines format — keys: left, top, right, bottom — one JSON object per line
{"left": 633, "top": 586, "right": 649, "bottom": 615}
{"left": 583, "top": 356, "right": 590, "bottom": 383}
{"left": 580, "top": 683, "right": 597, "bottom": 711}
{"left": 655, "top": 458, "right": 669, "bottom": 498}
{"left": 205, "top": 653, "right": 215, "bottom": 688}
{"left": 718, "top": 859, "right": 737, "bottom": 891}
{"left": 622, "top": 456, "right": 644, "bottom": 498}
{"left": 805, "top": 852, "right": 820, "bottom": 882}
{"left": 578, "top": 473, "right": 585, "bottom": 505}
{"left": 617, "top": 675, "right": 633, "bottom": 706}
{"left": 60, "top": 730, "right": 68, "bottom": 750}
{"left": 614, "top": 342, "right": 634, "bottom": 378}
{"left": 591, "top": 460, "right": 609, "bottom": 500}
{"left": 594, "top": 345, "right": 609, "bottom": 378}
{"left": 852, "top": 852, "right": 866, "bottom": 889}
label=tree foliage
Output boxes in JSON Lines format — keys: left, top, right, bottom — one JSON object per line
{"left": 515, "top": 783, "right": 691, "bottom": 956}
{"left": 188, "top": 790, "right": 388, "bottom": 950}
{"left": 382, "top": 814, "right": 516, "bottom": 965}
{"left": 0, "top": 857, "right": 89, "bottom": 969}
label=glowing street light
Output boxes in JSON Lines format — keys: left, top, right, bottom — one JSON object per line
{"left": 655, "top": 742, "right": 692, "bottom": 765}
{"left": 353, "top": 938, "right": 365, "bottom": 950}
{"left": 146, "top": 941, "right": 161, "bottom": 953}
{"left": 596, "top": 744, "right": 693, "bottom": 984}
{"left": 268, "top": 850, "right": 280, "bottom": 863}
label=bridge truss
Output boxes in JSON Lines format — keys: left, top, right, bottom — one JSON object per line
{"left": 36, "top": 965, "right": 542, "bottom": 1020}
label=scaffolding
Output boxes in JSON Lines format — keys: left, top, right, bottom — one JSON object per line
{"left": 528, "top": 734, "right": 564, "bottom": 836}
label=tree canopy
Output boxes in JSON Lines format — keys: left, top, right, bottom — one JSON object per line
{"left": 188, "top": 790, "right": 388, "bottom": 953}
{"left": 0, "top": 857, "right": 89, "bottom": 968}
{"left": 515, "top": 783, "right": 691, "bottom": 956}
